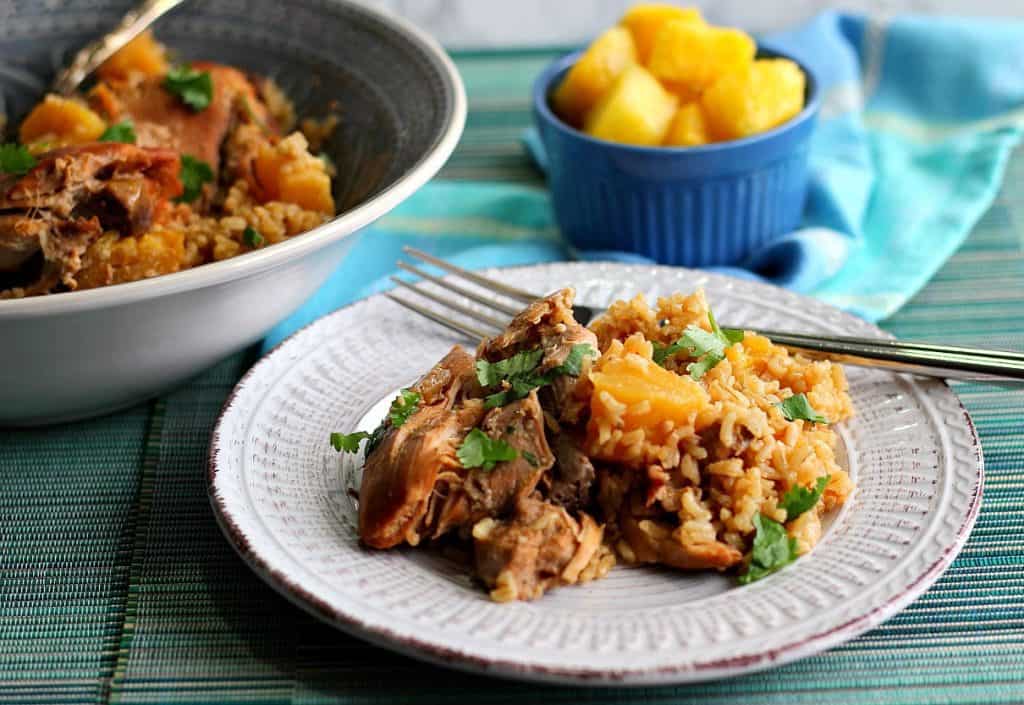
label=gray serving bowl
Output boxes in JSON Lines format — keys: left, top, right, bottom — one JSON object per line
{"left": 0, "top": 0, "right": 465, "bottom": 425}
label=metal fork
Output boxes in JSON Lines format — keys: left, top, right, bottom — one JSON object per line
{"left": 385, "top": 247, "right": 1024, "bottom": 385}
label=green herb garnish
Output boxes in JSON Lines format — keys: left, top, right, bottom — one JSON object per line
{"left": 554, "top": 343, "right": 595, "bottom": 377}
{"left": 476, "top": 348, "right": 544, "bottom": 387}
{"left": 243, "top": 226, "right": 264, "bottom": 248}
{"left": 176, "top": 155, "right": 213, "bottom": 203}
{"left": 162, "top": 65, "right": 213, "bottom": 111}
{"left": 522, "top": 450, "right": 539, "bottom": 467}
{"left": 776, "top": 394, "right": 829, "bottom": 424}
{"left": 318, "top": 151, "right": 336, "bottom": 174}
{"left": 0, "top": 143, "right": 36, "bottom": 175}
{"left": 738, "top": 513, "right": 799, "bottom": 585}
{"left": 330, "top": 431, "right": 371, "bottom": 453}
{"left": 477, "top": 344, "right": 596, "bottom": 409}
{"left": 456, "top": 428, "right": 518, "bottom": 471}
{"left": 653, "top": 308, "right": 743, "bottom": 379}
{"left": 388, "top": 388, "right": 421, "bottom": 427}
{"left": 779, "top": 475, "right": 830, "bottom": 520}
{"left": 329, "top": 389, "right": 420, "bottom": 456}
{"left": 99, "top": 121, "right": 136, "bottom": 143}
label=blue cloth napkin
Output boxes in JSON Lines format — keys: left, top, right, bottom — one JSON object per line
{"left": 263, "top": 11, "right": 1024, "bottom": 351}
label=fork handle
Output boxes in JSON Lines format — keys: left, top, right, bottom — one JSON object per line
{"left": 761, "top": 330, "right": 1024, "bottom": 385}
{"left": 51, "top": 0, "right": 184, "bottom": 95}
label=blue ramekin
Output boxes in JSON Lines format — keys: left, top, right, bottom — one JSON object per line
{"left": 532, "top": 48, "right": 820, "bottom": 267}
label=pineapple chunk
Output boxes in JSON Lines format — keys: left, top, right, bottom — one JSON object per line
{"left": 647, "top": 21, "right": 756, "bottom": 95}
{"left": 701, "top": 58, "right": 806, "bottom": 140}
{"left": 591, "top": 354, "right": 709, "bottom": 430}
{"left": 98, "top": 29, "right": 169, "bottom": 81}
{"left": 254, "top": 133, "right": 335, "bottom": 214}
{"left": 553, "top": 27, "right": 637, "bottom": 126}
{"left": 584, "top": 65, "right": 677, "bottom": 146}
{"left": 587, "top": 335, "right": 710, "bottom": 462}
{"left": 19, "top": 95, "right": 106, "bottom": 148}
{"left": 664, "top": 102, "right": 709, "bottom": 146}
{"left": 77, "top": 230, "right": 186, "bottom": 290}
{"left": 620, "top": 4, "right": 705, "bottom": 64}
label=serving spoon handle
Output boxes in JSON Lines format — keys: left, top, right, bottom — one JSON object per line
{"left": 51, "top": 0, "right": 186, "bottom": 96}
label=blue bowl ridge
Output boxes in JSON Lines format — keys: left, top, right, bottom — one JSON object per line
{"left": 532, "top": 48, "right": 820, "bottom": 267}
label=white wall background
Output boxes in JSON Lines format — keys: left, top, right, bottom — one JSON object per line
{"left": 358, "top": 0, "right": 1024, "bottom": 48}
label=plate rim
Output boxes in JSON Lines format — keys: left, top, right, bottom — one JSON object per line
{"left": 207, "top": 262, "right": 985, "bottom": 686}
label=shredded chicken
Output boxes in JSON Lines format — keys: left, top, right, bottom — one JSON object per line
{"left": 472, "top": 496, "right": 610, "bottom": 602}
{"left": 0, "top": 143, "right": 180, "bottom": 295}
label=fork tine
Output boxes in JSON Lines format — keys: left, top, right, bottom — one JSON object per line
{"left": 396, "top": 262, "right": 522, "bottom": 317}
{"left": 384, "top": 293, "right": 493, "bottom": 341}
{"left": 389, "top": 276, "right": 510, "bottom": 329}
{"left": 402, "top": 247, "right": 538, "bottom": 303}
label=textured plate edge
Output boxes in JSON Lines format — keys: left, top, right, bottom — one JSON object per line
{"left": 206, "top": 263, "right": 986, "bottom": 686}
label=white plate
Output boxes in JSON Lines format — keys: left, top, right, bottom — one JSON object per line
{"left": 208, "top": 263, "right": 983, "bottom": 686}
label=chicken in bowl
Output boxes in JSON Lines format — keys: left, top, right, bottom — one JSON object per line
{"left": 0, "top": 31, "right": 334, "bottom": 298}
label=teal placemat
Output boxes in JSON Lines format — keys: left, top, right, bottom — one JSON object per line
{"left": 1, "top": 49, "right": 1023, "bottom": 705}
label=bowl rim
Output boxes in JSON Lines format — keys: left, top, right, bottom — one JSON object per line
{"left": 532, "top": 44, "right": 820, "bottom": 156}
{"left": 0, "top": 0, "right": 467, "bottom": 319}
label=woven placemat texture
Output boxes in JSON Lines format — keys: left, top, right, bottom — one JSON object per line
{"left": 1, "top": 50, "right": 1023, "bottom": 705}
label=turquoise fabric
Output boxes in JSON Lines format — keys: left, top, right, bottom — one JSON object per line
{"left": 265, "top": 11, "right": 1024, "bottom": 341}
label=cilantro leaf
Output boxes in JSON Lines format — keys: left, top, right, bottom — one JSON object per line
{"left": 779, "top": 475, "right": 830, "bottom": 520}
{"left": 99, "top": 121, "right": 136, "bottom": 143}
{"left": 388, "top": 389, "right": 420, "bottom": 427}
{"left": 456, "top": 428, "right": 518, "bottom": 471}
{"left": 653, "top": 307, "right": 741, "bottom": 379}
{"left": 176, "top": 155, "right": 213, "bottom": 203}
{"left": 776, "top": 394, "right": 829, "bottom": 424}
{"left": 243, "top": 226, "right": 264, "bottom": 248}
{"left": 652, "top": 340, "right": 684, "bottom": 366}
{"left": 329, "top": 389, "right": 420, "bottom": 456}
{"left": 552, "top": 344, "right": 597, "bottom": 377}
{"left": 522, "top": 450, "right": 539, "bottom": 467}
{"left": 318, "top": 151, "right": 336, "bottom": 175}
{"left": 738, "top": 513, "right": 799, "bottom": 584}
{"left": 709, "top": 309, "right": 744, "bottom": 345}
{"left": 162, "top": 65, "right": 213, "bottom": 111}
{"left": 476, "top": 348, "right": 544, "bottom": 387}
{"left": 686, "top": 351, "right": 725, "bottom": 380}
{"left": 483, "top": 390, "right": 510, "bottom": 409}
{"left": 0, "top": 143, "right": 36, "bottom": 175}
{"left": 679, "top": 326, "right": 725, "bottom": 357}
{"left": 476, "top": 344, "right": 595, "bottom": 409}
{"left": 330, "top": 431, "right": 370, "bottom": 453}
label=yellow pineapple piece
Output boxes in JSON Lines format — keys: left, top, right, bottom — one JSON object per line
{"left": 77, "top": 230, "right": 186, "bottom": 290}
{"left": 19, "top": 95, "right": 106, "bottom": 148}
{"left": 98, "top": 29, "right": 169, "bottom": 81}
{"left": 553, "top": 27, "right": 637, "bottom": 126}
{"left": 586, "top": 334, "right": 710, "bottom": 463}
{"left": 664, "top": 102, "right": 709, "bottom": 146}
{"left": 647, "top": 21, "right": 756, "bottom": 95}
{"left": 620, "top": 4, "right": 705, "bottom": 64}
{"left": 701, "top": 58, "right": 806, "bottom": 140}
{"left": 584, "top": 65, "right": 677, "bottom": 146}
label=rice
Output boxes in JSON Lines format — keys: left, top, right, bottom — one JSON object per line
{"left": 587, "top": 290, "right": 854, "bottom": 564}
{"left": 169, "top": 180, "right": 329, "bottom": 268}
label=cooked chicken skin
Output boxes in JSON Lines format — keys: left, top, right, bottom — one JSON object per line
{"left": 358, "top": 346, "right": 482, "bottom": 549}
{"left": 89, "top": 63, "right": 274, "bottom": 177}
{"left": 0, "top": 143, "right": 181, "bottom": 294}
